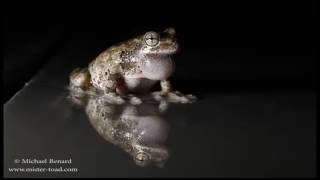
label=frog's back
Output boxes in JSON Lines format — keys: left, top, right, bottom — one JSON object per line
{"left": 90, "top": 37, "right": 141, "bottom": 66}
{"left": 87, "top": 39, "right": 138, "bottom": 91}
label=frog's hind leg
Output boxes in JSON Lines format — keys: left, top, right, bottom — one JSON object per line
{"left": 94, "top": 73, "right": 127, "bottom": 104}
{"left": 68, "top": 67, "right": 95, "bottom": 105}
{"left": 69, "top": 67, "right": 91, "bottom": 90}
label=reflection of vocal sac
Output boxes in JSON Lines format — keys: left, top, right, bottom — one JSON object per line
{"left": 75, "top": 94, "right": 171, "bottom": 167}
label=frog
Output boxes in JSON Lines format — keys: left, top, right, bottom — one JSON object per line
{"left": 68, "top": 90, "right": 171, "bottom": 167}
{"left": 69, "top": 27, "right": 196, "bottom": 104}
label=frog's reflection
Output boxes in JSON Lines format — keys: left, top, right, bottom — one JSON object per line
{"left": 69, "top": 91, "right": 171, "bottom": 167}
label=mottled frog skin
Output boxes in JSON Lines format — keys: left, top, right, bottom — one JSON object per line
{"left": 69, "top": 27, "right": 196, "bottom": 104}
{"left": 68, "top": 90, "right": 171, "bottom": 167}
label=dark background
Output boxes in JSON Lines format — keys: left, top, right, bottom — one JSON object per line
{"left": 3, "top": 1, "right": 317, "bottom": 103}
{"left": 3, "top": 1, "right": 317, "bottom": 178}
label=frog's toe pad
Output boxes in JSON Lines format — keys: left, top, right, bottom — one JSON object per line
{"left": 151, "top": 91, "right": 197, "bottom": 103}
{"left": 128, "top": 96, "right": 143, "bottom": 105}
{"left": 103, "top": 93, "right": 126, "bottom": 105}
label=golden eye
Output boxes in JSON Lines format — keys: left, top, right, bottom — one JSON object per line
{"left": 144, "top": 31, "right": 160, "bottom": 47}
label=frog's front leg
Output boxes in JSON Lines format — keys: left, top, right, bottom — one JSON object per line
{"left": 160, "top": 80, "right": 171, "bottom": 95}
{"left": 152, "top": 80, "right": 197, "bottom": 104}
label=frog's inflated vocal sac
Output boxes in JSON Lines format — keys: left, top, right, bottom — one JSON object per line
{"left": 69, "top": 27, "right": 196, "bottom": 104}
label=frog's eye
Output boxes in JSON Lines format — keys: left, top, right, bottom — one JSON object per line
{"left": 144, "top": 31, "right": 160, "bottom": 47}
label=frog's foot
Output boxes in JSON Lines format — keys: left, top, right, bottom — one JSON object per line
{"left": 68, "top": 87, "right": 88, "bottom": 106}
{"left": 68, "top": 85, "right": 85, "bottom": 95}
{"left": 151, "top": 91, "right": 197, "bottom": 104}
{"left": 102, "top": 92, "right": 126, "bottom": 105}
{"left": 126, "top": 94, "right": 143, "bottom": 105}
{"left": 158, "top": 100, "right": 169, "bottom": 112}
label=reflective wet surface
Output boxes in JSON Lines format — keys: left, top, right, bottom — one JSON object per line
{"left": 70, "top": 90, "right": 172, "bottom": 168}
{"left": 4, "top": 55, "right": 316, "bottom": 178}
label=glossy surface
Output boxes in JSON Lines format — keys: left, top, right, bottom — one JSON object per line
{"left": 4, "top": 53, "right": 316, "bottom": 178}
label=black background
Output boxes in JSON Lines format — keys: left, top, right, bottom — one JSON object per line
{"left": 2, "top": 1, "right": 317, "bottom": 178}
{"left": 3, "top": 1, "right": 317, "bottom": 103}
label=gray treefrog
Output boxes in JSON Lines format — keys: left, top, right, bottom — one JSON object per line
{"left": 69, "top": 27, "right": 196, "bottom": 104}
